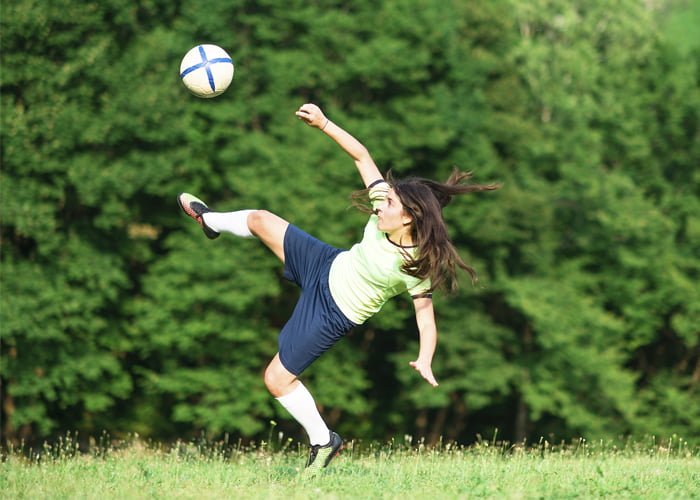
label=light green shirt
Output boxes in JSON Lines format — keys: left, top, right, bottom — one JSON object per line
{"left": 328, "top": 181, "right": 431, "bottom": 324}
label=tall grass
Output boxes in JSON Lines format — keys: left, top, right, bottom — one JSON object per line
{"left": 2, "top": 431, "right": 699, "bottom": 499}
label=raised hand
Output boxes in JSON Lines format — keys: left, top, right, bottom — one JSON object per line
{"left": 295, "top": 103, "right": 328, "bottom": 129}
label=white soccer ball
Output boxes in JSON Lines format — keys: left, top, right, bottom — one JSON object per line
{"left": 179, "top": 44, "right": 234, "bottom": 98}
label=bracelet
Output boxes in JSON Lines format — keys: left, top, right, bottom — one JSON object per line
{"left": 321, "top": 118, "right": 329, "bottom": 131}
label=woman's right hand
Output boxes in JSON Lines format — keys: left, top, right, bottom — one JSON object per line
{"left": 295, "top": 103, "right": 328, "bottom": 130}
{"left": 296, "top": 103, "right": 382, "bottom": 187}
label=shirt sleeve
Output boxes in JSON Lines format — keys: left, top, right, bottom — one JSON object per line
{"left": 407, "top": 277, "right": 432, "bottom": 298}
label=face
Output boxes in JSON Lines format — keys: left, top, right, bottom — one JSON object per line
{"left": 375, "top": 188, "right": 412, "bottom": 235}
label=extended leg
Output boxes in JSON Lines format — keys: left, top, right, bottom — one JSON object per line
{"left": 177, "top": 193, "right": 289, "bottom": 263}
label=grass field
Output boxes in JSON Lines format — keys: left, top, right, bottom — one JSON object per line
{"left": 2, "top": 433, "right": 699, "bottom": 499}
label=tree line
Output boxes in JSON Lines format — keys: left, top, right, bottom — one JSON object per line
{"left": 2, "top": 0, "right": 698, "bottom": 446}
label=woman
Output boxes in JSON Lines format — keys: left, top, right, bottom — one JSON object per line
{"left": 177, "top": 103, "right": 499, "bottom": 473}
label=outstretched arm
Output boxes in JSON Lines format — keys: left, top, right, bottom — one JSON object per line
{"left": 296, "top": 103, "right": 383, "bottom": 188}
{"left": 410, "top": 297, "right": 439, "bottom": 387}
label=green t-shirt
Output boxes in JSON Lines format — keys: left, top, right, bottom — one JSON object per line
{"left": 328, "top": 181, "right": 431, "bottom": 324}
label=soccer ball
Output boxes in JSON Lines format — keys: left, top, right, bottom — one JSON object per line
{"left": 179, "top": 44, "right": 234, "bottom": 98}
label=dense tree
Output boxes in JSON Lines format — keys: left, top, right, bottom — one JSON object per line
{"left": 1, "top": 0, "right": 698, "bottom": 446}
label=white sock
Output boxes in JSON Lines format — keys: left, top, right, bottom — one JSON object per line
{"left": 276, "top": 383, "right": 331, "bottom": 446}
{"left": 202, "top": 210, "right": 255, "bottom": 238}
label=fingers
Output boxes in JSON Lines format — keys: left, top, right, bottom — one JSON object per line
{"left": 421, "top": 369, "right": 438, "bottom": 387}
{"left": 409, "top": 361, "right": 439, "bottom": 387}
{"left": 296, "top": 103, "right": 319, "bottom": 119}
{"left": 295, "top": 103, "right": 325, "bottom": 127}
{"left": 294, "top": 108, "right": 312, "bottom": 122}
{"left": 298, "top": 103, "right": 317, "bottom": 113}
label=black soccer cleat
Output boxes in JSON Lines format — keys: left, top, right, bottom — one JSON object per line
{"left": 305, "top": 431, "right": 343, "bottom": 475}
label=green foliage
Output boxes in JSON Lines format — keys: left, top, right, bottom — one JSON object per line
{"left": 1, "top": 0, "right": 698, "bottom": 447}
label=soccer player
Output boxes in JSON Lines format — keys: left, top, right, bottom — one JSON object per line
{"left": 177, "top": 103, "right": 499, "bottom": 473}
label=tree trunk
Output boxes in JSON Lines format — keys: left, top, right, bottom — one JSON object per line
{"left": 514, "top": 394, "right": 529, "bottom": 443}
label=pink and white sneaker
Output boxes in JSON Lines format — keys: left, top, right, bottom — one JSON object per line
{"left": 177, "top": 192, "right": 220, "bottom": 240}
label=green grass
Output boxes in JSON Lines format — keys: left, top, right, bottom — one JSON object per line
{"left": 2, "top": 434, "right": 699, "bottom": 499}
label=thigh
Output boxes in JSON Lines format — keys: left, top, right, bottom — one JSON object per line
{"left": 248, "top": 210, "right": 289, "bottom": 262}
{"left": 282, "top": 225, "right": 342, "bottom": 289}
{"left": 278, "top": 278, "right": 355, "bottom": 376}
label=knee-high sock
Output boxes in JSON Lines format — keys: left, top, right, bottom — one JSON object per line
{"left": 202, "top": 210, "right": 255, "bottom": 238}
{"left": 276, "top": 383, "right": 331, "bottom": 446}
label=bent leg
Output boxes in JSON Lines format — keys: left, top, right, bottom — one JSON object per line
{"left": 266, "top": 354, "right": 331, "bottom": 446}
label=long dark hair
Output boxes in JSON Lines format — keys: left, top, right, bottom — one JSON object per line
{"left": 352, "top": 168, "right": 500, "bottom": 292}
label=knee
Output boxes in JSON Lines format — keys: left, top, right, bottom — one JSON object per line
{"left": 264, "top": 359, "right": 297, "bottom": 398}
{"left": 263, "top": 364, "right": 283, "bottom": 397}
{"left": 247, "top": 209, "right": 272, "bottom": 235}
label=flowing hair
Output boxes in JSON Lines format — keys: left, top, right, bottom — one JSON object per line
{"left": 352, "top": 168, "right": 500, "bottom": 292}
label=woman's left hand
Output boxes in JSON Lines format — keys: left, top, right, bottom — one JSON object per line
{"left": 409, "top": 359, "right": 439, "bottom": 387}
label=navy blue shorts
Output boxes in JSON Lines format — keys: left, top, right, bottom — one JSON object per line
{"left": 278, "top": 224, "right": 358, "bottom": 376}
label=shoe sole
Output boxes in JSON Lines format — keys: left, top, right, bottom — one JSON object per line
{"left": 177, "top": 194, "right": 204, "bottom": 226}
